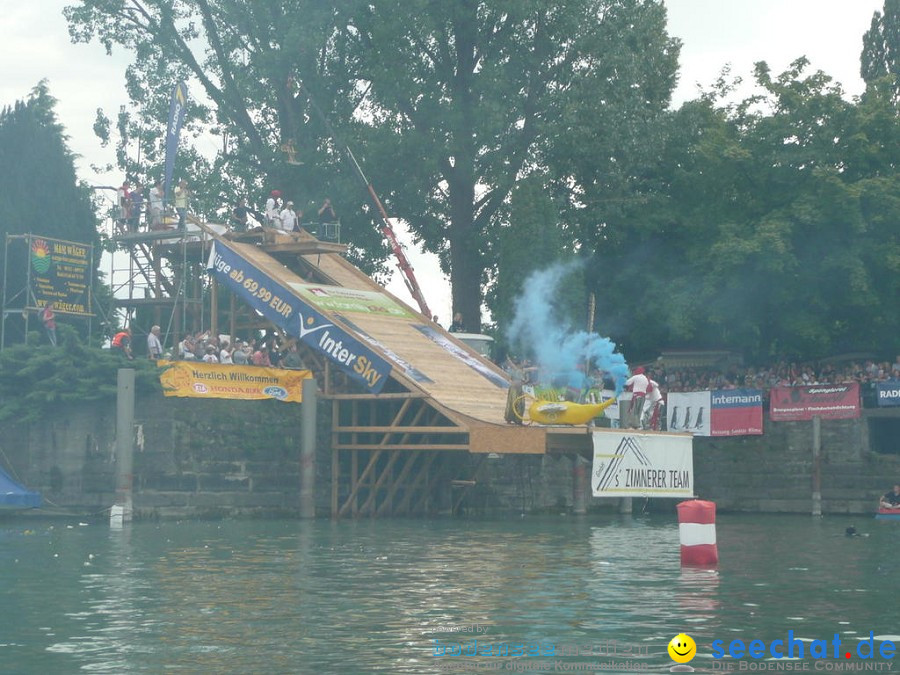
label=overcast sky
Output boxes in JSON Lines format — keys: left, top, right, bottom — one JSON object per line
{"left": 0, "top": 0, "right": 887, "bottom": 324}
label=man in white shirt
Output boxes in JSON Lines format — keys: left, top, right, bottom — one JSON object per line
{"left": 147, "top": 325, "right": 163, "bottom": 361}
{"left": 624, "top": 366, "right": 649, "bottom": 429}
{"left": 279, "top": 201, "right": 297, "bottom": 232}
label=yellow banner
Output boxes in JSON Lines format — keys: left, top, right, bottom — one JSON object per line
{"left": 159, "top": 360, "right": 311, "bottom": 402}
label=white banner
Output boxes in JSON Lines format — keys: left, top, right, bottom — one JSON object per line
{"left": 667, "top": 391, "right": 711, "bottom": 435}
{"left": 591, "top": 431, "right": 694, "bottom": 498}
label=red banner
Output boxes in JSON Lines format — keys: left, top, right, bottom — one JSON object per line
{"left": 769, "top": 383, "right": 860, "bottom": 421}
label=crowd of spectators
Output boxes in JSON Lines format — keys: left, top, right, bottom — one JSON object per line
{"left": 169, "top": 330, "right": 305, "bottom": 370}
{"left": 657, "top": 358, "right": 900, "bottom": 393}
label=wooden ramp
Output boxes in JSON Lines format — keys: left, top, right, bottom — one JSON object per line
{"left": 214, "top": 230, "right": 547, "bottom": 455}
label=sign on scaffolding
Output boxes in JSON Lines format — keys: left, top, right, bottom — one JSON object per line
{"left": 26, "top": 235, "right": 93, "bottom": 315}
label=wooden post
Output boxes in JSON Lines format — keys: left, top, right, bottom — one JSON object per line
{"left": 112, "top": 369, "right": 135, "bottom": 526}
{"left": 812, "top": 415, "right": 822, "bottom": 516}
{"left": 300, "top": 377, "right": 317, "bottom": 518}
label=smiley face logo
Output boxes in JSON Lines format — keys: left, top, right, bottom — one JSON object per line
{"left": 668, "top": 633, "right": 696, "bottom": 663}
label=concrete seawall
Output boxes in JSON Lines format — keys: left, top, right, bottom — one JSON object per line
{"left": 3, "top": 397, "right": 898, "bottom": 518}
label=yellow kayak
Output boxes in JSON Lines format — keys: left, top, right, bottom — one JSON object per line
{"left": 528, "top": 397, "right": 616, "bottom": 425}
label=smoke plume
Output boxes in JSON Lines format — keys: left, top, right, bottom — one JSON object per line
{"left": 506, "top": 261, "right": 629, "bottom": 393}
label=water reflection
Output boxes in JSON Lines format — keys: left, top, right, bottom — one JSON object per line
{"left": 0, "top": 515, "right": 897, "bottom": 673}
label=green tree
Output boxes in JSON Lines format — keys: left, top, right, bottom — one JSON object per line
{"left": 594, "top": 59, "right": 900, "bottom": 361}
{"left": 64, "top": 0, "right": 680, "bottom": 329}
{"left": 0, "top": 82, "right": 101, "bottom": 343}
{"left": 861, "top": 0, "right": 900, "bottom": 104}
{"left": 64, "top": 0, "right": 391, "bottom": 277}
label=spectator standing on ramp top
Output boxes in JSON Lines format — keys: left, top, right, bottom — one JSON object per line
{"left": 174, "top": 179, "right": 190, "bottom": 230}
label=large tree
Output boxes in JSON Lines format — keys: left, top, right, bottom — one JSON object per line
{"left": 592, "top": 59, "right": 900, "bottom": 361}
{"left": 861, "top": 0, "right": 900, "bottom": 104}
{"left": 0, "top": 82, "right": 101, "bottom": 342}
{"left": 64, "top": 0, "right": 680, "bottom": 329}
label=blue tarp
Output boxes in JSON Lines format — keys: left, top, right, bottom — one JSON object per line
{"left": 0, "top": 465, "right": 41, "bottom": 509}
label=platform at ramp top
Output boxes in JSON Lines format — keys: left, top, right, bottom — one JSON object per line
{"left": 213, "top": 230, "right": 563, "bottom": 455}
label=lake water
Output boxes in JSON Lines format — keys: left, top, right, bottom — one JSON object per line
{"left": 1, "top": 514, "right": 898, "bottom": 673}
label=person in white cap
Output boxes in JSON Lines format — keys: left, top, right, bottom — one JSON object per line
{"left": 279, "top": 200, "right": 298, "bottom": 232}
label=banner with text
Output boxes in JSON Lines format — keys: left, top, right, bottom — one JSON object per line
{"left": 28, "top": 235, "right": 92, "bottom": 315}
{"left": 159, "top": 360, "right": 311, "bottom": 402}
{"left": 207, "top": 242, "right": 390, "bottom": 392}
{"left": 668, "top": 389, "right": 763, "bottom": 436}
{"left": 591, "top": 431, "right": 694, "bottom": 498}
{"left": 876, "top": 382, "right": 900, "bottom": 407}
{"left": 289, "top": 282, "right": 415, "bottom": 319}
{"left": 769, "top": 383, "right": 860, "bottom": 421}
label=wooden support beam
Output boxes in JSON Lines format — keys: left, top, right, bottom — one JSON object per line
{"left": 358, "top": 450, "right": 403, "bottom": 516}
{"left": 397, "top": 452, "right": 438, "bottom": 515}
{"left": 334, "top": 425, "right": 464, "bottom": 434}
{"left": 333, "top": 444, "right": 470, "bottom": 451}
{"left": 339, "top": 449, "right": 382, "bottom": 517}
{"left": 322, "top": 393, "right": 426, "bottom": 400}
{"left": 414, "top": 454, "right": 451, "bottom": 515}
{"left": 351, "top": 450, "right": 359, "bottom": 517}
{"left": 376, "top": 451, "right": 421, "bottom": 517}
{"left": 452, "top": 455, "right": 488, "bottom": 515}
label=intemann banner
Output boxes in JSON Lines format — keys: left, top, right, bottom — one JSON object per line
{"left": 591, "top": 431, "right": 694, "bottom": 498}
{"left": 769, "top": 383, "right": 860, "bottom": 421}
{"left": 159, "top": 361, "right": 311, "bottom": 402}
{"left": 207, "top": 242, "right": 391, "bottom": 393}
{"left": 668, "top": 389, "right": 763, "bottom": 436}
{"left": 28, "top": 235, "right": 92, "bottom": 315}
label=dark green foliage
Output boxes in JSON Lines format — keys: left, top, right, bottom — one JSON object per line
{"left": 861, "top": 0, "right": 900, "bottom": 104}
{"left": 592, "top": 59, "right": 900, "bottom": 361}
{"left": 64, "top": 0, "right": 680, "bottom": 328}
{"left": 0, "top": 82, "right": 105, "bottom": 342}
{"left": 0, "top": 325, "right": 161, "bottom": 423}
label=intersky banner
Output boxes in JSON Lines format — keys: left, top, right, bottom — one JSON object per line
{"left": 876, "top": 382, "right": 900, "bottom": 407}
{"left": 668, "top": 389, "right": 763, "bottom": 436}
{"left": 164, "top": 81, "right": 188, "bottom": 203}
{"left": 592, "top": 431, "right": 694, "bottom": 498}
{"left": 769, "top": 383, "right": 860, "bottom": 421}
{"left": 206, "top": 242, "right": 390, "bottom": 392}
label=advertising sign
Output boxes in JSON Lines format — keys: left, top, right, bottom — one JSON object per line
{"left": 160, "top": 361, "right": 311, "bottom": 402}
{"left": 289, "top": 282, "right": 415, "bottom": 319}
{"left": 28, "top": 235, "right": 92, "bottom": 315}
{"left": 876, "top": 382, "right": 900, "bottom": 407}
{"left": 769, "top": 383, "right": 860, "bottom": 421}
{"left": 207, "top": 242, "right": 391, "bottom": 393}
{"left": 591, "top": 431, "right": 694, "bottom": 498}
{"left": 668, "top": 389, "right": 763, "bottom": 436}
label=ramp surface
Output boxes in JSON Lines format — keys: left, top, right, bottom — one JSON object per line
{"left": 218, "top": 233, "right": 513, "bottom": 428}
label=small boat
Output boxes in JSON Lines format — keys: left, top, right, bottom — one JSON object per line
{"left": 875, "top": 508, "right": 900, "bottom": 521}
{"left": 528, "top": 397, "right": 616, "bottom": 425}
{"left": 0, "top": 466, "right": 41, "bottom": 510}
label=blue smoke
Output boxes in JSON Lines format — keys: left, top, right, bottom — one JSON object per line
{"left": 506, "top": 261, "right": 629, "bottom": 394}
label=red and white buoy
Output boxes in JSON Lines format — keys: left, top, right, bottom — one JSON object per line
{"left": 677, "top": 500, "right": 718, "bottom": 566}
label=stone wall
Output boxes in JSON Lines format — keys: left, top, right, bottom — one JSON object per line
{"left": 1, "top": 395, "right": 330, "bottom": 519}
{"left": 3, "top": 395, "right": 898, "bottom": 518}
